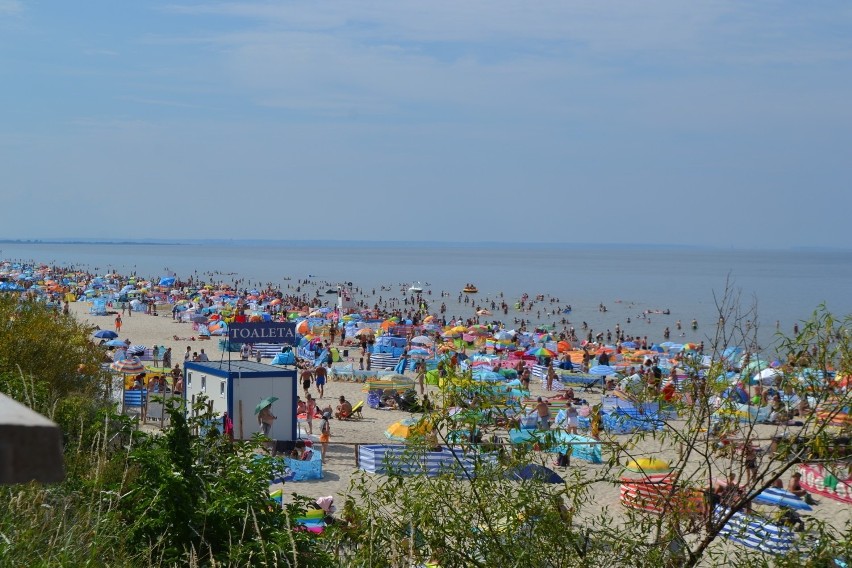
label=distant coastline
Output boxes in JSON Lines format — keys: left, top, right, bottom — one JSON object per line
{"left": 2, "top": 238, "right": 848, "bottom": 253}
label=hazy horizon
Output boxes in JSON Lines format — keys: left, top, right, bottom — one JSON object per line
{"left": 2, "top": 2, "right": 850, "bottom": 248}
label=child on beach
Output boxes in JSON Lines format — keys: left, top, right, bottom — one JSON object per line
{"left": 319, "top": 411, "right": 330, "bottom": 462}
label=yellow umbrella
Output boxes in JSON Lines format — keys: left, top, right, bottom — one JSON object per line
{"left": 385, "top": 417, "right": 431, "bottom": 442}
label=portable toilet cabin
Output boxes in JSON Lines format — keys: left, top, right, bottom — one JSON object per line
{"left": 183, "top": 360, "right": 297, "bottom": 441}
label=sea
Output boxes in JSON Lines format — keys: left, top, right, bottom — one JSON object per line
{"left": 2, "top": 241, "right": 851, "bottom": 357}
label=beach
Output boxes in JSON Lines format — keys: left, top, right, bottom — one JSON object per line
{"left": 65, "top": 294, "right": 851, "bottom": 534}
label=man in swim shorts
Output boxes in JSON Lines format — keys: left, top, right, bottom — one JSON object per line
{"left": 315, "top": 365, "right": 327, "bottom": 398}
{"left": 535, "top": 397, "right": 551, "bottom": 430}
{"left": 301, "top": 367, "right": 314, "bottom": 397}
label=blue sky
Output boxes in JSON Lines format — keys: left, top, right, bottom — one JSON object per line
{"left": 1, "top": 1, "right": 850, "bottom": 248}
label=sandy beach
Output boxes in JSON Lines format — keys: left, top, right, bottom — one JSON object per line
{"left": 68, "top": 299, "right": 851, "bottom": 533}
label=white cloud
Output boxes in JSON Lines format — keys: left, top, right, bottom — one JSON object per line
{"left": 0, "top": 0, "right": 23, "bottom": 15}
{"left": 152, "top": 0, "right": 852, "bottom": 122}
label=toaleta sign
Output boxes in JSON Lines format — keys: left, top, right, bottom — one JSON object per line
{"left": 228, "top": 322, "right": 297, "bottom": 345}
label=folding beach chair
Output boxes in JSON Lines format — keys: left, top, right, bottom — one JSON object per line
{"left": 350, "top": 400, "right": 364, "bottom": 419}
{"left": 582, "top": 376, "right": 604, "bottom": 393}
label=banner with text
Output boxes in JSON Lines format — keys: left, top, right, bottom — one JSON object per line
{"left": 228, "top": 322, "right": 298, "bottom": 345}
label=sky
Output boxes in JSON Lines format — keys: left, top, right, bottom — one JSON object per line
{"left": 1, "top": 1, "right": 851, "bottom": 248}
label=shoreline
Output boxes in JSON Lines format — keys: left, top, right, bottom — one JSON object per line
{"left": 3, "top": 257, "right": 847, "bottom": 534}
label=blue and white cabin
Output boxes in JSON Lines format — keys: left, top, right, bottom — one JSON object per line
{"left": 183, "top": 360, "right": 297, "bottom": 441}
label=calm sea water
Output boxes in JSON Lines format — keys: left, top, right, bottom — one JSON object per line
{"left": 3, "top": 241, "right": 851, "bottom": 355}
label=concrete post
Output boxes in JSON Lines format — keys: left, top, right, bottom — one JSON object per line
{"left": 0, "top": 393, "right": 64, "bottom": 484}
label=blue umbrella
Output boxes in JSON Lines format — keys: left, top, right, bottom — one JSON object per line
{"left": 621, "top": 341, "right": 638, "bottom": 348}
{"left": 94, "top": 329, "right": 118, "bottom": 339}
{"left": 105, "top": 339, "right": 126, "bottom": 347}
{"left": 504, "top": 463, "right": 564, "bottom": 484}
{"left": 589, "top": 365, "right": 617, "bottom": 376}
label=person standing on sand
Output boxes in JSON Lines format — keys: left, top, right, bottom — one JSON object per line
{"left": 535, "top": 397, "right": 551, "bottom": 430}
{"left": 315, "top": 364, "right": 327, "bottom": 398}
{"left": 301, "top": 367, "right": 314, "bottom": 397}
{"left": 114, "top": 314, "right": 122, "bottom": 332}
{"left": 416, "top": 360, "right": 426, "bottom": 395}
{"left": 305, "top": 394, "right": 316, "bottom": 435}
{"left": 258, "top": 404, "right": 277, "bottom": 437}
{"left": 319, "top": 411, "right": 331, "bottom": 463}
{"left": 565, "top": 403, "right": 579, "bottom": 435}
{"left": 162, "top": 347, "right": 172, "bottom": 369}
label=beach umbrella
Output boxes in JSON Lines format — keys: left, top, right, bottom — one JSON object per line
{"left": 526, "top": 346, "right": 556, "bottom": 358}
{"left": 624, "top": 458, "right": 671, "bottom": 474}
{"left": 504, "top": 463, "right": 564, "bottom": 484}
{"left": 589, "top": 365, "right": 617, "bottom": 376}
{"left": 493, "top": 330, "right": 514, "bottom": 341}
{"left": 384, "top": 417, "right": 430, "bottom": 442}
{"left": 94, "top": 329, "right": 118, "bottom": 339}
{"left": 110, "top": 357, "right": 145, "bottom": 374}
{"left": 296, "top": 320, "right": 311, "bottom": 335}
{"left": 408, "top": 348, "right": 432, "bottom": 360}
{"left": 410, "top": 335, "right": 434, "bottom": 346}
{"left": 127, "top": 344, "right": 146, "bottom": 356}
{"left": 105, "top": 339, "right": 126, "bottom": 347}
{"left": 468, "top": 324, "right": 490, "bottom": 336}
{"left": 254, "top": 396, "right": 279, "bottom": 414}
{"left": 191, "top": 314, "right": 209, "bottom": 324}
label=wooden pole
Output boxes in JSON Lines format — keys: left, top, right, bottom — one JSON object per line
{"left": 238, "top": 399, "right": 244, "bottom": 440}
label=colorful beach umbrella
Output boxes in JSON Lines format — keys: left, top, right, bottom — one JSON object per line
{"left": 110, "top": 357, "right": 145, "bottom": 374}
{"left": 384, "top": 417, "right": 430, "bottom": 442}
{"left": 526, "top": 346, "right": 556, "bottom": 358}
